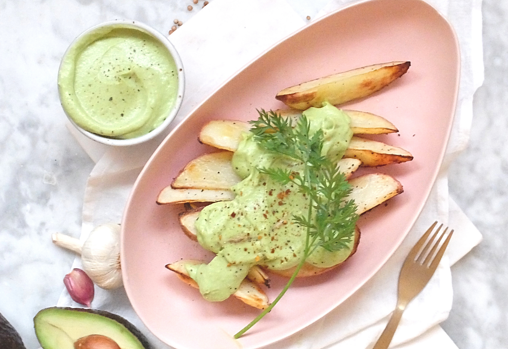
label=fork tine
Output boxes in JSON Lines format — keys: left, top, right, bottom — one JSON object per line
{"left": 428, "top": 229, "right": 454, "bottom": 271}
{"left": 406, "top": 221, "right": 437, "bottom": 261}
{"left": 417, "top": 223, "right": 443, "bottom": 263}
{"left": 421, "top": 226, "right": 446, "bottom": 266}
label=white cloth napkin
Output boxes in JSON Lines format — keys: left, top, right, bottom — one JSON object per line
{"left": 59, "top": 0, "right": 484, "bottom": 348}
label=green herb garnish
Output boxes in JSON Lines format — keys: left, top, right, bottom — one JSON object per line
{"left": 234, "top": 110, "right": 358, "bottom": 338}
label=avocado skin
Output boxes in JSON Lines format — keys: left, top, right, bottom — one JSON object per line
{"left": 0, "top": 312, "right": 26, "bottom": 349}
{"left": 34, "top": 307, "right": 152, "bottom": 349}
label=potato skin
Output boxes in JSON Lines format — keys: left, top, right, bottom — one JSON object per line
{"left": 276, "top": 61, "right": 411, "bottom": 110}
{"left": 345, "top": 136, "right": 414, "bottom": 167}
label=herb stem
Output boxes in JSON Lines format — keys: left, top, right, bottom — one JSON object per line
{"left": 234, "top": 109, "right": 357, "bottom": 338}
{"left": 234, "top": 227, "right": 316, "bottom": 339}
{"left": 235, "top": 147, "right": 318, "bottom": 339}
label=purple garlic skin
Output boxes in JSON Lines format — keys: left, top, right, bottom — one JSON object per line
{"left": 64, "top": 268, "right": 95, "bottom": 307}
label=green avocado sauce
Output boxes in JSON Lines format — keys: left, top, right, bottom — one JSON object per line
{"left": 188, "top": 102, "right": 354, "bottom": 302}
{"left": 58, "top": 24, "right": 179, "bottom": 139}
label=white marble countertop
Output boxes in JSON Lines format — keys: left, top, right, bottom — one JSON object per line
{"left": 443, "top": 1, "right": 507, "bottom": 348}
{"left": 0, "top": 0, "right": 504, "bottom": 348}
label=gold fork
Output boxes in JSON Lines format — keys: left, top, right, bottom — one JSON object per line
{"left": 372, "top": 221, "right": 454, "bottom": 349}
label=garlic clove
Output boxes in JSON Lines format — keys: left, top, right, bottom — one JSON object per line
{"left": 74, "top": 334, "right": 121, "bottom": 349}
{"left": 64, "top": 268, "right": 95, "bottom": 307}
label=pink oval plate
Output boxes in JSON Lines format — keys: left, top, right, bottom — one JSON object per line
{"left": 121, "top": 0, "right": 460, "bottom": 348}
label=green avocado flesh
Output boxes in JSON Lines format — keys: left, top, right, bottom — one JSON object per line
{"left": 0, "top": 312, "right": 26, "bottom": 349}
{"left": 34, "top": 307, "right": 150, "bottom": 349}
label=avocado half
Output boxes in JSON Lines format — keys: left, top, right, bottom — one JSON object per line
{"left": 0, "top": 312, "right": 26, "bottom": 349}
{"left": 34, "top": 307, "right": 152, "bottom": 349}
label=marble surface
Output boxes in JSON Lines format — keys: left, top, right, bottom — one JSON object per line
{"left": 443, "top": 0, "right": 508, "bottom": 347}
{"left": 0, "top": 0, "right": 502, "bottom": 348}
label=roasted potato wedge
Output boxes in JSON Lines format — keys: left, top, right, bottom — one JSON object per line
{"left": 275, "top": 61, "right": 411, "bottom": 110}
{"left": 198, "top": 120, "right": 251, "bottom": 152}
{"left": 199, "top": 120, "right": 245, "bottom": 151}
{"left": 275, "top": 109, "right": 398, "bottom": 135}
{"left": 345, "top": 136, "right": 413, "bottom": 167}
{"left": 178, "top": 208, "right": 201, "bottom": 241}
{"left": 247, "top": 266, "right": 271, "bottom": 287}
{"left": 157, "top": 187, "right": 235, "bottom": 205}
{"left": 171, "top": 151, "right": 242, "bottom": 190}
{"left": 166, "top": 260, "right": 269, "bottom": 309}
{"left": 198, "top": 110, "right": 397, "bottom": 152}
{"left": 343, "top": 110, "right": 398, "bottom": 134}
{"left": 233, "top": 278, "right": 270, "bottom": 309}
{"left": 347, "top": 173, "right": 403, "bottom": 214}
{"left": 336, "top": 158, "right": 362, "bottom": 178}
{"left": 170, "top": 155, "right": 361, "bottom": 193}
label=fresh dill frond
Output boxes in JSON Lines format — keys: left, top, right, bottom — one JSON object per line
{"left": 235, "top": 109, "right": 358, "bottom": 338}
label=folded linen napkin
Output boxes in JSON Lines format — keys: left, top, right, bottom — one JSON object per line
{"left": 60, "top": 0, "right": 484, "bottom": 348}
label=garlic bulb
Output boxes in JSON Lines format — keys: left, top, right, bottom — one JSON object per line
{"left": 52, "top": 223, "right": 123, "bottom": 290}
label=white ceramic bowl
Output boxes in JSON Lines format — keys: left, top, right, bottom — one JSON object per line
{"left": 58, "top": 19, "right": 185, "bottom": 146}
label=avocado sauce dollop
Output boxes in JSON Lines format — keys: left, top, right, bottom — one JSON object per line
{"left": 188, "top": 102, "right": 355, "bottom": 302}
{"left": 58, "top": 24, "right": 179, "bottom": 139}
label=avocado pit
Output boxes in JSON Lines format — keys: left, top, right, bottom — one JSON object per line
{"left": 74, "top": 334, "right": 121, "bottom": 349}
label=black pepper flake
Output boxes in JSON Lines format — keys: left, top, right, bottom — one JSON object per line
{"left": 109, "top": 97, "right": 113, "bottom": 101}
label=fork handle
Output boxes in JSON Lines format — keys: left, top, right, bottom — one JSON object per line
{"left": 372, "top": 306, "right": 405, "bottom": 349}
